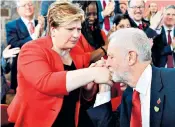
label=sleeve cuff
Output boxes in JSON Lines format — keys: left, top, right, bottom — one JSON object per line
{"left": 170, "top": 45, "right": 173, "bottom": 51}
{"left": 31, "top": 34, "right": 37, "bottom": 40}
{"left": 94, "top": 91, "right": 111, "bottom": 107}
{"left": 101, "top": 12, "right": 104, "bottom": 19}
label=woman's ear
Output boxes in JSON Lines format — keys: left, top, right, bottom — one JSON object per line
{"left": 50, "top": 27, "right": 56, "bottom": 37}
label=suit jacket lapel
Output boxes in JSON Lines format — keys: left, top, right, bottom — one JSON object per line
{"left": 17, "top": 18, "right": 30, "bottom": 37}
{"left": 120, "top": 86, "right": 133, "bottom": 127}
{"left": 150, "top": 66, "right": 164, "bottom": 127}
{"left": 17, "top": 18, "right": 38, "bottom": 38}
{"left": 161, "top": 26, "right": 168, "bottom": 45}
{"left": 128, "top": 17, "right": 138, "bottom": 28}
{"left": 97, "top": 0, "right": 102, "bottom": 12}
{"left": 125, "top": 87, "right": 133, "bottom": 118}
{"left": 34, "top": 20, "right": 38, "bottom": 27}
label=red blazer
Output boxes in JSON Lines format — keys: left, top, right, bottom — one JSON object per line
{"left": 7, "top": 36, "right": 91, "bottom": 127}
{"left": 77, "top": 30, "right": 107, "bottom": 52}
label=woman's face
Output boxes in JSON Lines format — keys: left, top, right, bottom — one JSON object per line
{"left": 52, "top": 20, "right": 82, "bottom": 49}
{"left": 86, "top": 3, "right": 97, "bottom": 26}
{"left": 116, "top": 19, "right": 131, "bottom": 30}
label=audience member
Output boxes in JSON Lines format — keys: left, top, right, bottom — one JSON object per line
{"left": 5, "top": 0, "right": 45, "bottom": 92}
{"left": 152, "top": 5, "right": 175, "bottom": 68}
{"left": 1, "top": 44, "right": 20, "bottom": 104}
{"left": 145, "top": 2, "right": 158, "bottom": 22}
{"left": 127, "top": 0, "right": 161, "bottom": 38}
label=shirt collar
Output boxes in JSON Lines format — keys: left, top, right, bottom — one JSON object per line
{"left": 135, "top": 64, "right": 152, "bottom": 96}
{"left": 21, "top": 17, "right": 35, "bottom": 27}
{"left": 163, "top": 24, "right": 174, "bottom": 32}
{"left": 133, "top": 19, "right": 142, "bottom": 26}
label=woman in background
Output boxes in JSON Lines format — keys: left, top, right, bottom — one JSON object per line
{"left": 76, "top": 1, "right": 108, "bottom": 62}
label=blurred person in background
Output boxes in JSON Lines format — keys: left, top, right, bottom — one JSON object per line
{"left": 152, "top": 5, "right": 175, "bottom": 68}
{"left": 1, "top": 45, "right": 20, "bottom": 104}
{"left": 5, "top": 0, "right": 45, "bottom": 92}
{"left": 145, "top": 2, "right": 158, "bottom": 22}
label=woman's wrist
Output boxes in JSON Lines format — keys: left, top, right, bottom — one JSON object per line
{"left": 101, "top": 46, "right": 107, "bottom": 55}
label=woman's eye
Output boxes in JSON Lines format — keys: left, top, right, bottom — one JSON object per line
{"left": 119, "top": 25, "right": 124, "bottom": 28}
{"left": 67, "top": 28, "right": 74, "bottom": 31}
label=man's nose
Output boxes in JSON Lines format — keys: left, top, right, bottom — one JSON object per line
{"left": 105, "top": 59, "right": 110, "bottom": 67}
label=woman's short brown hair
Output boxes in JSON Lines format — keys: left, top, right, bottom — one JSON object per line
{"left": 47, "top": 1, "right": 84, "bottom": 35}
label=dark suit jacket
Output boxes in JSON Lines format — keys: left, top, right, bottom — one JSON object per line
{"left": 152, "top": 26, "right": 175, "bottom": 67}
{"left": 127, "top": 16, "right": 157, "bottom": 38}
{"left": 87, "top": 66, "right": 175, "bottom": 127}
{"left": 5, "top": 18, "right": 38, "bottom": 90}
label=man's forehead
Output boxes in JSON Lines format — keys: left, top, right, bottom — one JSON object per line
{"left": 107, "top": 47, "right": 117, "bottom": 55}
{"left": 165, "top": 8, "right": 175, "bottom": 14}
{"left": 130, "top": 0, "right": 144, "bottom": 6}
{"left": 18, "top": 0, "right": 32, "bottom": 4}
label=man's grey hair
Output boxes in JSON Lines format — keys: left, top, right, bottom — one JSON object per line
{"left": 109, "top": 28, "right": 152, "bottom": 62}
{"left": 165, "top": 5, "right": 175, "bottom": 10}
{"left": 16, "top": 0, "right": 34, "bottom": 7}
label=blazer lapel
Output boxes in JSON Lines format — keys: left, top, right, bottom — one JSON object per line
{"left": 150, "top": 66, "right": 164, "bottom": 127}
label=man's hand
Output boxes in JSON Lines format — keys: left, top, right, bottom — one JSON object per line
{"left": 33, "top": 15, "right": 45, "bottom": 39}
{"left": 102, "top": 1, "right": 115, "bottom": 17}
{"left": 84, "top": 58, "right": 108, "bottom": 91}
{"left": 150, "top": 9, "right": 164, "bottom": 30}
{"left": 3, "top": 45, "right": 20, "bottom": 59}
{"left": 38, "top": 15, "right": 45, "bottom": 29}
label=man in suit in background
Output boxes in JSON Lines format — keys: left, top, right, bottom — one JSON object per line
{"left": 87, "top": 28, "right": 175, "bottom": 127}
{"left": 152, "top": 5, "right": 175, "bottom": 68}
{"left": 5, "top": 0, "right": 44, "bottom": 91}
{"left": 127, "top": 0, "right": 162, "bottom": 38}
{"left": 96, "top": 0, "right": 116, "bottom": 34}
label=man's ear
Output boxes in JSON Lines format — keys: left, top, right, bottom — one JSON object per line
{"left": 17, "top": 7, "right": 20, "bottom": 15}
{"left": 127, "top": 51, "right": 137, "bottom": 66}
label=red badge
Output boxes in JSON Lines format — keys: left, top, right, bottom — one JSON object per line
{"left": 157, "top": 98, "right": 161, "bottom": 105}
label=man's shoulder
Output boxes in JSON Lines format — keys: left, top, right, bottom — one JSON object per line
{"left": 158, "top": 67, "right": 175, "bottom": 89}
{"left": 5, "top": 18, "right": 21, "bottom": 28}
{"left": 159, "top": 67, "right": 175, "bottom": 76}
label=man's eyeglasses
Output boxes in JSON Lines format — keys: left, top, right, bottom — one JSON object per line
{"left": 86, "top": 12, "right": 97, "bottom": 17}
{"left": 18, "top": 2, "right": 33, "bottom": 8}
{"left": 130, "top": 6, "right": 145, "bottom": 10}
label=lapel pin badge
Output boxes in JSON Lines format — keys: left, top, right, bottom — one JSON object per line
{"left": 154, "top": 106, "right": 159, "bottom": 112}
{"left": 157, "top": 98, "right": 161, "bottom": 105}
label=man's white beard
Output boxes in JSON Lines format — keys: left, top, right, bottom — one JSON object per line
{"left": 112, "top": 71, "right": 129, "bottom": 84}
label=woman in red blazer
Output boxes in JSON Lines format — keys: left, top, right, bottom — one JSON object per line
{"left": 7, "top": 2, "right": 113, "bottom": 127}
